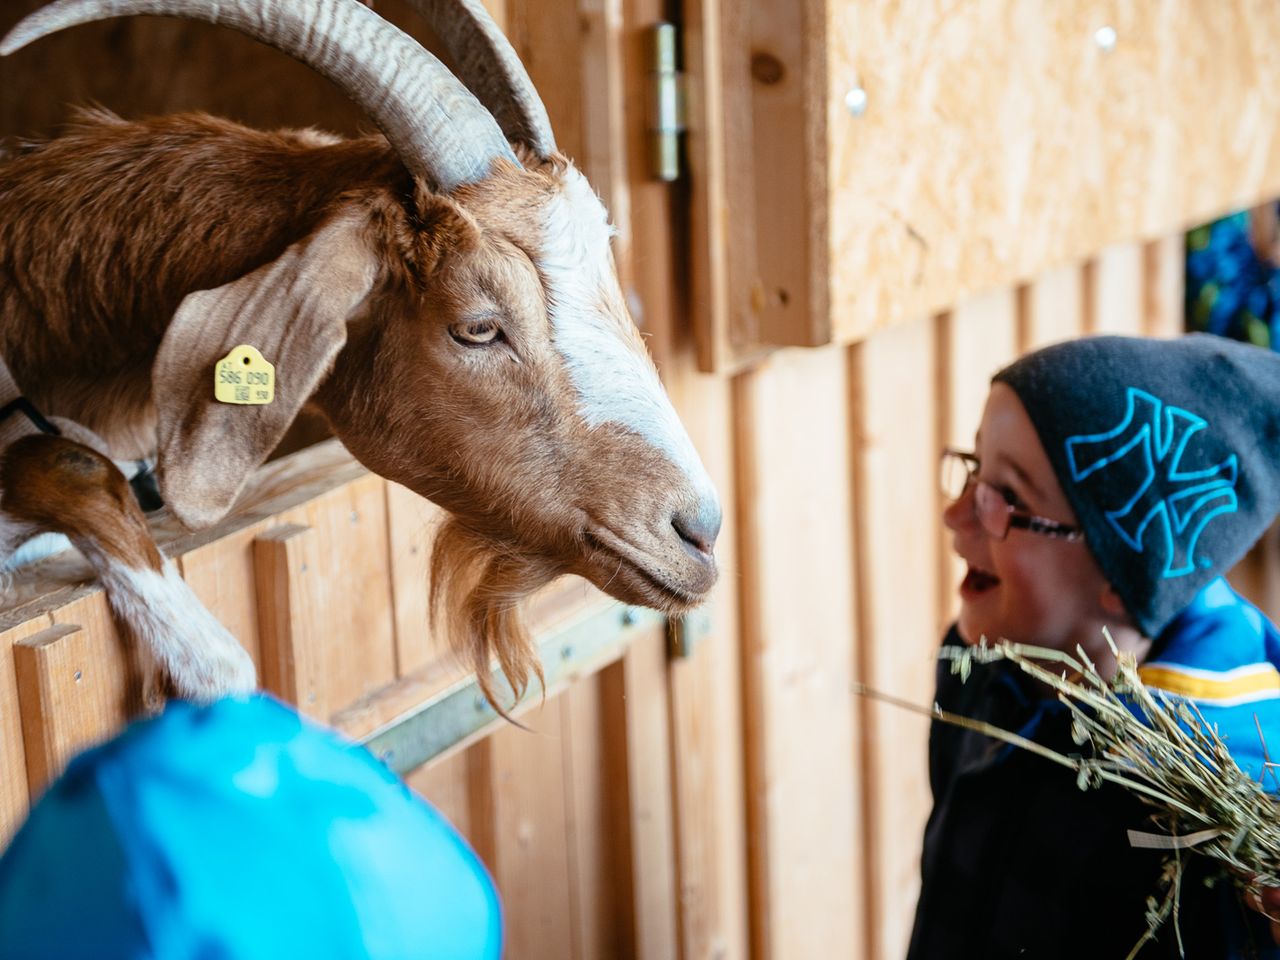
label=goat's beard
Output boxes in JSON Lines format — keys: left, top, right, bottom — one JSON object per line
{"left": 429, "top": 517, "right": 563, "bottom": 714}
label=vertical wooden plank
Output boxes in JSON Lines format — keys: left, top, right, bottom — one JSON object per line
{"left": 1018, "top": 262, "right": 1086, "bottom": 352}
{"left": 18, "top": 590, "right": 133, "bottom": 796}
{"left": 851, "top": 315, "right": 937, "bottom": 960}
{"left": 468, "top": 698, "right": 577, "bottom": 960}
{"left": 0, "top": 615, "right": 52, "bottom": 842}
{"left": 748, "top": 0, "right": 827, "bottom": 349}
{"left": 384, "top": 482, "right": 453, "bottom": 678}
{"left": 284, "top": 474, "right": 398, "bottom": 712}
{"left": 1085, "top": 243, "right": 1145, "bottom": 335}
{"left": 174, "top": 522, "right": 270, "bottom": 672}
{"left": 615, "top": 627, "right": 679, "bottom": 960}
{"left": 1144, "top": 234, "right": 1186, "bottom": 338}
{"left": 255, "top": 475, "right": 398, "bottom": 721}
{"left": 684, "top": 0, "right": 732, "bottom": 371}
{"left": 559, "top": 672, "right": 617, "bottom": 960}
{"left": 505, "top": 0, "right": 585, "bottom": 164}
{"left": 664, "top": 358, "right": 749, "bottom": 960}
{"left": 736, "top": 344, "right": 860, "bottom": 960}
{"left": 254, "top": 524, "right": 325, "bottom": 718}
{"left": 937, "top": 291, "right": 1019, "bottom": 629}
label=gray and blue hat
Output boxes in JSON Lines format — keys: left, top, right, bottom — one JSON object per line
{"left": 993, "top": 333, "right": 1280, "bottom": 637}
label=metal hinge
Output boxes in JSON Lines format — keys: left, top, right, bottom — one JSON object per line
{"left": 646, "top": 22, "right": 686, "bottom": 182}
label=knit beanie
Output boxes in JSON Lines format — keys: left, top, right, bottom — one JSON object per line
{"left": 993, "top": 334, "right": 1280, "bottom": 637}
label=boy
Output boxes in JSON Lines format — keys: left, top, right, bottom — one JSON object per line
{"left": 911, "top": 334, "right": 1280, "bottom": 958}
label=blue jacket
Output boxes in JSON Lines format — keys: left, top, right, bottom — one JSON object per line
{"left": 909, "top": 579, "right": 1279, "bottom": 959}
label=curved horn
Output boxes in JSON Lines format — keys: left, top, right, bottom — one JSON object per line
{"left": 402, "top": 0, "right": 556, "bottom": 157}
{"left": 0, "top": 0, "right": 518, "bottom": 192}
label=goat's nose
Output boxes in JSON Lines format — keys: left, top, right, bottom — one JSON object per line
{"left": 672, "top": 499, "right": 722, "bottom": 557}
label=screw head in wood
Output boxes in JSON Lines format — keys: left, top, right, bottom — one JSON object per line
{"left": 1094, "top": 25, "right": 1117, "bottom": 52}
{"left": 844, "top": 85, "right": 869, "bottom": 117}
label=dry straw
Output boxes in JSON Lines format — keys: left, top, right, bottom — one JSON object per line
{"left": 854, "top": 631, "right": 1280, "bottom": 958}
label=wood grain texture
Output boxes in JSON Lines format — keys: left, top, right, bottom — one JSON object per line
{"left": 599, "top": 626, "right": 680, "bottom": 960}
{"left": 1018, "top": 263, "right": 1086, "bottom": 352}
{"left": 1144, "top": 234, "right": 1187, "bottom": 338}
{"left": 1085, "top": 243, "right": 1146, "bottom": 335}
{"left": 175, "top": 523, "right": 272, "bottom": 674}
{"left": 0, "top": 615, "right": 52, "bottom": 840}
{"left": 254, "top": 524, "right": 325, "bottom": 717}
{"left": 469, "top": 697, "right": 577, "bottom": 960}
{"left": 937, "top": 292, "right": 1019, "bottom": 630}
{"left": 384, "top": 482, "right": 451, "bottom": 678}
{"left": 850, "top": 315, "right": 938, "bottom": 960}
{"left": 664, "top": 355, "right": 749, "bottom": 960}
{"left": 18, "top": 590, "right": 134, "bottom": 796}
{"left": 735, "top": 344, "right": 861, "bottom": 960}
{"left": 820, "top": 2, "right": 1280, "bottom": 348}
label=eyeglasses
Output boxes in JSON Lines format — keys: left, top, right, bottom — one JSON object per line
{"left": 939, "top": 448, "right": 1084, "bottom": 542}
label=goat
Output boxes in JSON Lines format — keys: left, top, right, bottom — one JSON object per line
{"left": 0, "top": 0, "right": 721, "bottom": 706}
{"left": 1, "top": 433, "right": 256, "bottom": 708}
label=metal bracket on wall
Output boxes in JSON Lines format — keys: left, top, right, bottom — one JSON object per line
{"left": 646, "top": 22, "right": 686, "bottom": 181}
{"left": 363, "top": 603, "right": 666, "bottom": 775}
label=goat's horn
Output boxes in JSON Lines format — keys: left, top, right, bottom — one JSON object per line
{"left": 0, "top": 0, "right": 517, "bottom": 192}
{"left": 401, "top": 0, "right": 556, "bottom": 158}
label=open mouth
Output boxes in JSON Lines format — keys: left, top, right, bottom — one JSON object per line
{"left": 583, "top": 528, "right": 711, "bottom": 611}
{"left": 960, "top": 565, "right": 1000, "bottom": 598}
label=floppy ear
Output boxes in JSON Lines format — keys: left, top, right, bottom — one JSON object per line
{"left": 154, "top": 210, "right": 380, "bottom": 529}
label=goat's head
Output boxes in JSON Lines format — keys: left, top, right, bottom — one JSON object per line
{"left": 4, "top": 0, "right": 720, "bottom": 698}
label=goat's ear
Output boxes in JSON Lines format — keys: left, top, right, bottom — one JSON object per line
{"left": 154, "top": 210, "right": 379, "bottom": 529}
{"left": 412, "top": 192, "right": 481, "bottom": 275}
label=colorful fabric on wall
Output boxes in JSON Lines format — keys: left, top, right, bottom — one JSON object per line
{"left": 1186, "top": 207, "right": 1280, "bottom": 349}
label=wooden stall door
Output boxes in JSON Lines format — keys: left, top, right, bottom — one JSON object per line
{"left": 0, "top": 2, "right": 749, "bottom": 958}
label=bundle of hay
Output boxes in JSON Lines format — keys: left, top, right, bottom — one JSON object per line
{"left": 856, "top": 633, "right": 1280, "bottom": 958}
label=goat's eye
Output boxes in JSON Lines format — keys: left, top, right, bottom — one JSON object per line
{"left": 449, "top": 319, "right": 503, "bottom": 347}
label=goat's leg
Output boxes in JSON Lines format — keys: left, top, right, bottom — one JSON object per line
{"left": 0, "top": 434, "right": 256, "bottom": 707}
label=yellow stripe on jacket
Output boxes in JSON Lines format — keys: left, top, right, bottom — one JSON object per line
{"left": 1138, "top": 661, "right": 1280, "bottom": 706}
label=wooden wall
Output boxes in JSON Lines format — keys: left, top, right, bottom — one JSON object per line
{"left": 1, "top": 2, "right": 1272, "bottom": 960}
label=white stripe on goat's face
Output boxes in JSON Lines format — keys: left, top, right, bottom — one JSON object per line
{"left": 539, "top": 168, "right": 714, "bottom": 501}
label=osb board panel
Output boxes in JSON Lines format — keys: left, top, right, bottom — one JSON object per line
{"left": 735, "top": 344, "right": 861, "bottom": 960}
{"left": 850, "top": 315, "right": 938, "bottom": 960}
{"left": 825, "top": 1, "right": 1280, "bottom": 346}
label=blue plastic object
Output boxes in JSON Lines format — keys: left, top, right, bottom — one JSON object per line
{"left": 0, "top": 695, "right": 502, "bottom": 959}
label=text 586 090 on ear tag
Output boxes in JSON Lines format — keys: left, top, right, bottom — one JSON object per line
{"left": 214, "top": 345, "right": 275, "bottom": 405}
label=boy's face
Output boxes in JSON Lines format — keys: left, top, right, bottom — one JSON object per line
{"left": 944, "top": 383, "right": 1115, "bottom": 653}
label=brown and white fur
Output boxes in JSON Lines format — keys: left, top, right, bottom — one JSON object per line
{"left": 1, "top": 435, "right": 255, "bottom": 707}
{"left": 0, "top": 0, "right": 720, "bottom": 707}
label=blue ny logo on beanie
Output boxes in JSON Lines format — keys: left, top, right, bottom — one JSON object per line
{"left": 1064, "top": 387, "right": 1239, "bottom": 580}
{"left": 994, "top": 334, "right": 1280, "bottom": 638}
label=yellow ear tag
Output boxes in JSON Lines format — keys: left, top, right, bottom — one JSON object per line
{"left": 214, "top": 345, "right": 275, "bottom": 405}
